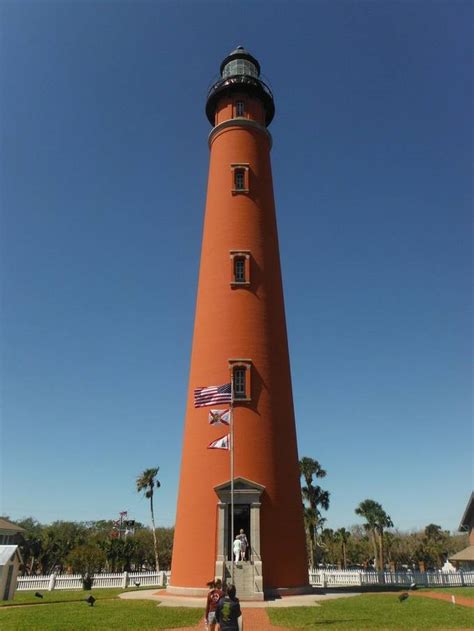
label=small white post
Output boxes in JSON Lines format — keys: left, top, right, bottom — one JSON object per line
{"left": 48, "top": 573, "right": 57, "bottom": 591}
{"left": 122, "top": 571, "right": 128, "bottom": 589}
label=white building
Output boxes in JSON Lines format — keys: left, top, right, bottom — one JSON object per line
{"left": 0, "top": 546, "right": 22, "bottom": 600}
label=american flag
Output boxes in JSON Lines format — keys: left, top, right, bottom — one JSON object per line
{"left": 194, "top": 383, "right": 232, "bottom": 408}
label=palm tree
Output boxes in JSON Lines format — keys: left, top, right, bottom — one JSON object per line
{"left": 335, "top": 528, "right": 351, "bottom": 569}
{"left": 355, "top": 499, "right": 393, "bottom": 571}
{"left": 300, "top": 457, "right": 327, "bottom": 488}
{"left": 136, "top": 467, "right": 161, "bottom": 571}
{"left": 375, "top": 509, "right": 393, "bottom": 571}
{"left": 299, "top": 457, "right": 330, "bottom": 567}
{"left": 303, "top": 505, "right": 317, "bottom": 566}
{"left": 355, "top": 500, "right": 380, "bottom": 569}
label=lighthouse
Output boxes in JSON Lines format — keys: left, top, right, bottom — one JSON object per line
{"left": 169, "top": 47, "right": 309, "bottom": 599}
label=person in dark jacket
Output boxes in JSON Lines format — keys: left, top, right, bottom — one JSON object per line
{"left": 215, "top": 584, "right": 242, "bottom": 631}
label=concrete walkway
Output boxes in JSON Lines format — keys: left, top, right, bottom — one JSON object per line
{"left": 119, "top": 588, "right": 359, "bottom": 608}
{"left": 119, "top": 588, "right": 360, "bottom": 631}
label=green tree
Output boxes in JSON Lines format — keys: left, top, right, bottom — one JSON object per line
{"left": 346, "top": 525, "right": 372, "bottom": 567}
{"left": 299, "top": 457, "right": 330, "bottom": 567}
{"left": 302, "top": 506, "right": 317, "bottom": 567}
{"left": 320, "top": 528, "right": 339, "bottom": 566}
{"left": 136, "top": 467, "right": 161, "bottom": 571}
{"left": 355, "top": 499, "right": 393, "bottom": 570}
{"left": 418, "top": 523, "right": 450, "bottom": 569}
{"left": 67, "top": 544, "right": 106, "bottom": 589}
{"left": 37, "top": 521, "right": 88, "bottom": 574}
{"left": 155, "top": 527, "right": 174, "bottom": 570}
{"left": 335, "top": 527, "right": 351, "bottom": 569}
{"left": 16, "top": 517, "right": 43, "bottom": 575}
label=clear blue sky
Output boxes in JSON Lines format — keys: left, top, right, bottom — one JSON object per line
{"left": 1, "top": 1, "right": 472, "bottom": 533}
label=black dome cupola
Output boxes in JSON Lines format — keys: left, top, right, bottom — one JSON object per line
{"left": 206, "top": 46, "right": 275, "bottom": 126}
{"left": 220, "top": 45, "right": 261, "bottom": 78}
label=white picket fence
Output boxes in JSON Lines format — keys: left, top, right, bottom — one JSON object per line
{"left": 309, "top": 568, "right": 474, "bottom": 588}
{"left": 17, "top": 570, "right": 171, "bottom": 591}
{"left": 17, "top": 568, "right": 474, "bottom": 592}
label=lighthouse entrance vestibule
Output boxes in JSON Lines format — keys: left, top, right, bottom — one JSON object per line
{"left": 214, "top": 477, "right": 265, "bottom": 592}
{"left": 227, "top": 504, "right": 250, "bottom": 560}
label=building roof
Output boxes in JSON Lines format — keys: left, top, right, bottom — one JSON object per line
{"left": 459, "top": 492, "right": 474, "bottom": 531}
{"left": 449, "top": 545, "right": 474, "bottom": 562}
{"left": 0, "top": 518, "right": 25, "bottom": 532}
{"left": 0, "top": 545, "right": 20, "bottom": 565}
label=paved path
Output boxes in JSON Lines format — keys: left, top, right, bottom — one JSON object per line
{"left": 160, "top": 608, "right": 294, "bottom": 631}
{"left": 119, "top": 588, "right": 358, "bottom": 608}
{"left": 119, "top": 589, "right": 359, "bottom": 631}
{"left": 411, "top": 590, "right": 474, "bottom": 608}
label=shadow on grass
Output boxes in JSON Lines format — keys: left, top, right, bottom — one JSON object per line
{"left": 311, "top": 620, "right": 371, "bottom": 626}
{"left": 0, "top": 587, "right": 157, "bottom": 608}
{"left": 314, "top": 586, "right": 417, "bottom": 594}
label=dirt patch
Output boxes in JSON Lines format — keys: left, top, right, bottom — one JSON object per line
{"left": 411, "top": 590, "right": 474, "bottom": 608}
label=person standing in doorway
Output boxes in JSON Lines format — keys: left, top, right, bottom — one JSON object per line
{"left": 236, "top": 529, "right": 248, "bottom": 561}
{"left": 232, "top": 535, "right": 241, "bottom": 563}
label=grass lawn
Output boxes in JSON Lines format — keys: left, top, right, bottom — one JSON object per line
{"left": 267, "top": 594, "right": 474, "bottom": 630}
{"left": 0, "top": 587, "right": 156, "bottom": 607}
{"left": 419, "top": 587, "right": 474, "bottom": 598}
{"left": 0, "top": 599, "right": 202, "bottom": 630}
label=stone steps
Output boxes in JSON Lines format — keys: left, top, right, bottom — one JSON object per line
{"left": 224, "top": 561, "right": 263, "bottom": 601}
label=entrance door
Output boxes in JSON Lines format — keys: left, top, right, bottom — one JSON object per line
{"left": 227, "top": 504, "right": 250, "bottom": 560}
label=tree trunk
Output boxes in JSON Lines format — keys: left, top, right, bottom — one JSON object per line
{"left": 371, "top": 530, "right": 378, "bottom": 570}
{"left": 378, "top": 530, "right": 386, "bottom": 584}
{"left": 150, "top": 493, "right": 160, "bottom": 572}
{"left": 379, "top": 529, "right": 384, "bottom": 571}
{"left": 307, "top": 531, "right": 314, "bottom": 568}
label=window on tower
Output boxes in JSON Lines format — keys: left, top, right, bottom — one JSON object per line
{"left": 229, "top": 359, "right": 252, "bottom": 401}
{"left": 229, "top": 251, "right": 250, "bottom": 287}
{"left": 234, "top": 257, "right": 245, "bottom": 283}
{"left": 235, "top": 169, "right": 245, "bottom": 190}
{"left": 235, "top": 101, "right": 245, "bottom": 117}
{"left": 231, "top": 163, "right": 250, "bottom": 194}
{"left": 234, "top": 367, "right": 246, "bottom": 398}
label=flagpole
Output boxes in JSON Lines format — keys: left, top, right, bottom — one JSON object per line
{"left": 230, "top": 375, "right": 235, "bottom": 585}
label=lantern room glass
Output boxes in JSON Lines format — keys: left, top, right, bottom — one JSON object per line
{"left": 222, "top": 59, "right": 259, "bottom": 78}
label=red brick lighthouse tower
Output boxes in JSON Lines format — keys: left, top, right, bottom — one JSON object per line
{"left": 169, "top": 47, "right": 309, "bottom": 599}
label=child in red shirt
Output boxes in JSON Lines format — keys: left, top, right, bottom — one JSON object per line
{"left": 205, "top": 579, "right": 224, "bottom": 630}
